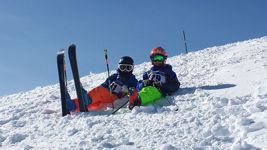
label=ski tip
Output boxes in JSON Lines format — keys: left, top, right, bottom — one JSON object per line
{"left": 57, "top": 49, "right": 64, "bottom": 55}
{"left": 69, "top": 44, "right": 76, "bottom": 49}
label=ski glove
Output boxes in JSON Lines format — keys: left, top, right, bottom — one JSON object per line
{"left": 109, "top": 81, "right": 123, "bottom": 94}
{"left": 142, "top": 80, "right": 153, "bottom": 87}
{"left": 116, "top": 85, "right": 129, "bottom": 98}
{"left": 152, "top": 80, "right": 162, "bottom": 89}
{"left": 142, "top": 80, "right": 162, "bottom": 89}
{"left": 121, "top": 85, "right": 129, "bottom": 93}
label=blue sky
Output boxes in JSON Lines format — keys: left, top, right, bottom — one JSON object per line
{"left": 1, "top": 0, "right": 267, "bottom": 96}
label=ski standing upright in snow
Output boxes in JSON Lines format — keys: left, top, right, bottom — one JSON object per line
{"left": 68, "top": 44, "right": 88, "bottom": 112}
{"left": 57, "top": 44, "right": 89, "bottom": 116}
{"left": 57, "top": 50, "right": 70, "bottom": 116}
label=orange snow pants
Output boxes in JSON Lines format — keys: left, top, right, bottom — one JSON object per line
{"left": 74, "top": 86, "right": 118, "bottom": 112}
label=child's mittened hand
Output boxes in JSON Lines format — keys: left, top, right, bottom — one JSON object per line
{"left": 142, "top": 80, "right": 152, "bottom": 87}
{"left": 153, "top": 81, "right": 162, "bottom": 88}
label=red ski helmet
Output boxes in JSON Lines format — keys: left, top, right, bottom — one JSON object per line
{"left": 149, "top": 47, "right": 168, "bottom": 64}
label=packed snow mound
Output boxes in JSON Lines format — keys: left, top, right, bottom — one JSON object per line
{"left": 1, "top": 36, "right": 267, "bottom": 149}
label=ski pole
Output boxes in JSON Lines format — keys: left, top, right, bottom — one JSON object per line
{"left": 183, "top": 30, "right": 188, "bottom": 54}
{"left": 104, "top": 49, "right": 112, "bottom": 93}
{"left": 111, "top": 99, "right": 129, "bottom": 114}
{"left": 111, "top": 88, "right": 134, "bottom": 114}
{"left": 104, "top": 49, "right": 115, "bottom": 109}
{"left": 104, "top": 49, "right": 110, "bottom": 78}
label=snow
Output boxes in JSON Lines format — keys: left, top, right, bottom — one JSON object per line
{"left": 1, "top": 36, "right": 267, "bottom": 149}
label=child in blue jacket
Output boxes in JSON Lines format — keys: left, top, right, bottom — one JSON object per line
{"left": 129, "top": 47, "right": 180, "bottom": 109}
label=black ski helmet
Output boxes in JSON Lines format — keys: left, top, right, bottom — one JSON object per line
{"left": 118, "top": 56, "right": 134, "bottom": 65}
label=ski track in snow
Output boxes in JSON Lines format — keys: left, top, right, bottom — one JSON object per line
{"left": 1, "top": 36, "right": 267, "bottom": 149}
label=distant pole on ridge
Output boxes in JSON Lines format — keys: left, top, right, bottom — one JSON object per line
{"left": 183, "top": 30, "right": 188, "bottom": 54}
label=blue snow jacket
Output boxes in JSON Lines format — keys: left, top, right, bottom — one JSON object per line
{"left": 138, "top": 64, "right": 180, "bottom": 96}
{"left": 101, "top": 71, "right": 138, "bottom": 95}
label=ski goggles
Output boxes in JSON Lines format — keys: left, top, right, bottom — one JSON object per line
{"left": 152, "top": 55, "right": 165, "bottom": 62}
{"left": 118, "top": 64, "right": 134, "bottom": 72}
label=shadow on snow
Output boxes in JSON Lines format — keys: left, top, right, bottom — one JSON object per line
{"left": 177, "top": 84, "right": 236, "bottom": 95}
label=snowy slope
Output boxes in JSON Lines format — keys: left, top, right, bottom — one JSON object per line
{"left": 1, "top": 36, "right": 267, "bottom": 150}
